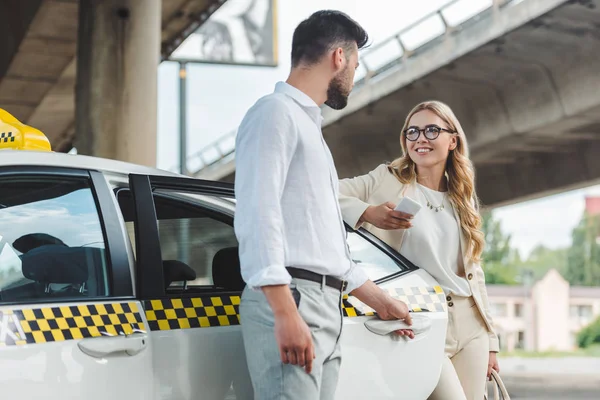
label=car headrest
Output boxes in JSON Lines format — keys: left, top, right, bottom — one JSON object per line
{"left": 163, "top": 260, "right": 196, "bottom": 289}
{"left": 13, "top": 233, "right": 67, "bottom": 254}
{"left": 20, "top": 245, "right": 90, "bottom": 284}
{"left": 212, "top": 247, "right": 245, "bottom": 292}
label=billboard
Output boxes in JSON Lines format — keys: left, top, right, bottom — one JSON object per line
{"left": 171, "top": 0, "right": 278, "bottom": 67}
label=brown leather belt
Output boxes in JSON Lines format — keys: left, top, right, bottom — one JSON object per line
{"left": 286, "top": 267, "right": 348, "bottom": 292}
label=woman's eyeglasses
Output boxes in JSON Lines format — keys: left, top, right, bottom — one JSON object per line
{"left": 403, "top": 125, "right": 456, "bottom": 141}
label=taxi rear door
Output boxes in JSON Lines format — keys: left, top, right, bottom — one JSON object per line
{"left": 0, "top": 167, "right": 154, "bottom": 399}
{"left": 122, "top": 173, "right": 252, "bottom": 400}
{"left": 335, "top": 228, "right": 448, "bottom": 400}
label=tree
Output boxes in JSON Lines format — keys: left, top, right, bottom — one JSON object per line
{"left": 521, "top": 244, "right": 568, "bottom": 281}
{"left": 566, "top": 212, "right": 600, "bottom": 286}
{"left": 577, "top": 315, "right": 600, "bottom": 348}
{"left": 482, "top": 211, "right": 512, "bottom": 263}
{"left": 481, "top": 211, "right": 520, "bottom": 284}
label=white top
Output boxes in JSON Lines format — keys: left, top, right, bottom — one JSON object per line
{"left": 400, "top": 184, "right": 472, "bottom": 297}
{"left": 233, "top": 81, "right": 368, "bottom": 292}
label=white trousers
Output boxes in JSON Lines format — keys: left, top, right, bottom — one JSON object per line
{"left": 428, "top": 295, "right": 490, "bottom": 400}
{"left": 240, "top": 278, "right": 343, "bottom": 400}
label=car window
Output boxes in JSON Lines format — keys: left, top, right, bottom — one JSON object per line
{"left": 347, "top": 231, "right": 405, "bottom": 281}
{"left": 0, "top": 176, "right": 110, "bottom": 303}
{"left": 118, "top": 189, "right": 241, "bottom": 294}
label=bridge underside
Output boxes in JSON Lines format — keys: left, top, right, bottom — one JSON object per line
{"left": 204, "top": 0, "right": 600, "bottom": 209}
{"left": 0, "top": 0, "right": 222, "bottom": 153}
{"left": 321, "top": 0, "right": 600, "bottom": 208}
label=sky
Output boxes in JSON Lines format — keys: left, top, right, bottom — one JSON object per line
{"left": 155, "top": 0, "right": 600, "bottom": 259}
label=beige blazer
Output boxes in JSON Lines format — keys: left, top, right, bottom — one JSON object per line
{"left": 339, "top": 163, "right": 500, "bottom": 352}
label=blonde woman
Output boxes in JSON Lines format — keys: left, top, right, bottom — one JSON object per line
{"left": 338, "top": 101, "right": 500, "bottom": 400}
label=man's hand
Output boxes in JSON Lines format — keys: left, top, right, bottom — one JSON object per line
{"left": 361, "top": 202, "right": 413, "bottom": 230}
{"left": 262, "top": 285, "right": 315, "bottom": 374}
{"left": 377, "top": 297, "right": 415, "bottom": 338}
{"left": 351, "top": 280, "right": 414, "bottom": 339}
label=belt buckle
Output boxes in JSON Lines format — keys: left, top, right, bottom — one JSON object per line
{"left": 341, "top": 280, "right": 348, "bottom": 292}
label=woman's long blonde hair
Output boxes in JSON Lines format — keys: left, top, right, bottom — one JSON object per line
{"left": 388, "top": 101, "right": 484, "bottom": 263}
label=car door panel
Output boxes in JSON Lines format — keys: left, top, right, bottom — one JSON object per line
{"left": 124, "top": 174, "right": 251, "bottom": 400}
{"left": 143, "top": 295, "right": 252, "bottom": 400}
{"left": 337, "top": 269, "right": 447, "bottom": 400}
{"left": 0, "top": 167, "right": 154, "bottom": 399}
{"left": 335, "top": 229, "right": 447, "bottom": 400}
{"left": 0, "top": 299, "right": 154, "bottom": 398}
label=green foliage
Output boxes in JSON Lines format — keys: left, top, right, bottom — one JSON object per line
{"left": 480, "top": 209, "right": 593, "bottom": 287}
{"left": 504, "top": 345, "right": 600, "bottom": 357}
{"left": 483, "top": 261, "right": 520, "bottom": 285}
{"left": 481, "top": 211, "right": 527, "bottom": 285}
{"left": 520, "top": 245, "right": 568, "bottom": 281}
{"left": 577, "top": 315, "right": 600, "bottom": 348}
{"left": 566, "top": 212, "right": 600, "bottom": 287}
{"left": 481, "top": 211, "right": 512, "bottom": 265}
{"left": 479, "top": 207, "right": 600, "bottom": 353}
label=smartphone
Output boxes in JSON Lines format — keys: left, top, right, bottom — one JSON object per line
{"left": 394, "top": 196, "right": 422, "bottom": 216}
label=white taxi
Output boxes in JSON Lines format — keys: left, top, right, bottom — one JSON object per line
{"left": 0, "top": 109, "right": 448, "bottom": 399}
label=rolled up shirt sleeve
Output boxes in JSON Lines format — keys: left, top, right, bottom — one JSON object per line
{"left": 343, "top": 261, "right": 369, "bottom": 294}
{"left": 234, "top": 97, "right": 298, "bottom": 289}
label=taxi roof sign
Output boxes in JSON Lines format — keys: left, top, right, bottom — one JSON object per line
{"left": 0, "top": 108, "right": 52, "bottom": 152}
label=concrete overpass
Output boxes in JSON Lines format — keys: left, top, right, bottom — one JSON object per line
{"left": 0, "top": 0, "right": 224, "bottom": 166}
{"left": 193, "top": 0, "right": 600, "bottom": 208}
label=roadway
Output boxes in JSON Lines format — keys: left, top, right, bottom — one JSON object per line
{"left": 500, "top": 357, "right": 600, "bottom": 399}
{"left": 502, "top": 374, "right": 600, "bottom": 399}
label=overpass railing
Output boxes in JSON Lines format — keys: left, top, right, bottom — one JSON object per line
{"left": 353, "top": 0, "right": 515, "bottom": 86}
{"left": 179, "top": 0, "right": 517, "bottom": 177}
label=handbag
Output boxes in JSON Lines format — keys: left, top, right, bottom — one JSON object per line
{"left": 484, "top": 369, "right": 510, "bottom": 400}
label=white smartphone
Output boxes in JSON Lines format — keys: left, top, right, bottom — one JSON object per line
{"left": 394, "top": 196, "right": 422, "bottom": 216}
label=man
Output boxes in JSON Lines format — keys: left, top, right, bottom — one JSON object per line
{"left": 234, "top": 10, "right": 414, "bottom": 399}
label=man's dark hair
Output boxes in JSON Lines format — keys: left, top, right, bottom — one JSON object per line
{"left": 291, "top": 10, "right": 369, "bottom": 68}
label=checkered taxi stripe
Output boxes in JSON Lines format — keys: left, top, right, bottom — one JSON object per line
{"left": 0, "top": 287, "right": 445, "bottom": 343}
{"left": 342, "top": 285, "right": 446, "bottom": 317}
{"left": 0, "top": 302, "right": 145, "bottom": 347}
{"left": 143, "top": 286, "right": 446, "bottom": 331}
{"left": 144, "top": 296, "right": 241, "bottom": 331}
{"left": 0, "top": 132, "right": 15, "bottom": 143}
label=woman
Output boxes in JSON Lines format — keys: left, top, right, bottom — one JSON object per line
{"left": 338, "top": 100, "right": 500, "bottom": 400}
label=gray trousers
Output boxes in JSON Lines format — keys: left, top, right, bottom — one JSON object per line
{"left": 239, "top": 278, "right": 344, "bottom": 400}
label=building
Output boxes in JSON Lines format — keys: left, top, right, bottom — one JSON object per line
{"left": 487, "top": 269, "right": 600, "bottom": 352}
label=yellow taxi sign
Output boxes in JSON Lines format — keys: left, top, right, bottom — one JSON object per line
{"left": 0, "top": 108, "right": 52, "bottom": 152}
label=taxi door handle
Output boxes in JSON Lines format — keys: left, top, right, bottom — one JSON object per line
{"left": 77, "top": 332, "right": 148, "bottom": 358}
{"left": 364, "top": 314, "right": 431, "bottom": 336}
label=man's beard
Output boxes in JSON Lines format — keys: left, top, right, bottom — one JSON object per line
{"left": 325, "top": 74, "right": 350, "bottom": 110}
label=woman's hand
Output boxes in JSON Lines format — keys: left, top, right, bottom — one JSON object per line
{"left": 487, "top": 352, "right": 500, "bottom": 380}
{"left": 360, "top": 202, "right": 413, "bottom": 230}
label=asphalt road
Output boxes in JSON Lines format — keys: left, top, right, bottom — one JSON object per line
{"left": 224, "top": 358, "right": 600, "bottom": 399}
{"left": 501, "top": 374, "right": 600, "bottom": 400}
{"left": 496, "top": 357, "right": 600, "bottom": 399}
{"left": 227, "top": 374, "right": 600, "bottom": 400}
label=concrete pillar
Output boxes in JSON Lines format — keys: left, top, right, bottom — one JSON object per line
{"left": 75, "top": 0, "right": 161, "bottom": 167}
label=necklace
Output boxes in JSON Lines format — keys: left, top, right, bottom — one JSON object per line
{"left": 418, "top": 184, "right": 446, "bottom": 212}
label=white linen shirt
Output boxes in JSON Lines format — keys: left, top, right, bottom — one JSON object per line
{"left": 234, "top": 81, "right": 368, "bottom": 293}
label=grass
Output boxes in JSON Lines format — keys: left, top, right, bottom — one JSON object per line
{"left": 503, "top": 344, "right": 600, "bottom": 358}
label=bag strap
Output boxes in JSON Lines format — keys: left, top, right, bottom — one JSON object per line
{"left": 492, "top": 370, "right": 510, "bottom": 399}
{"left": 485, "top": 370, "right": 511, "bottom": 400}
